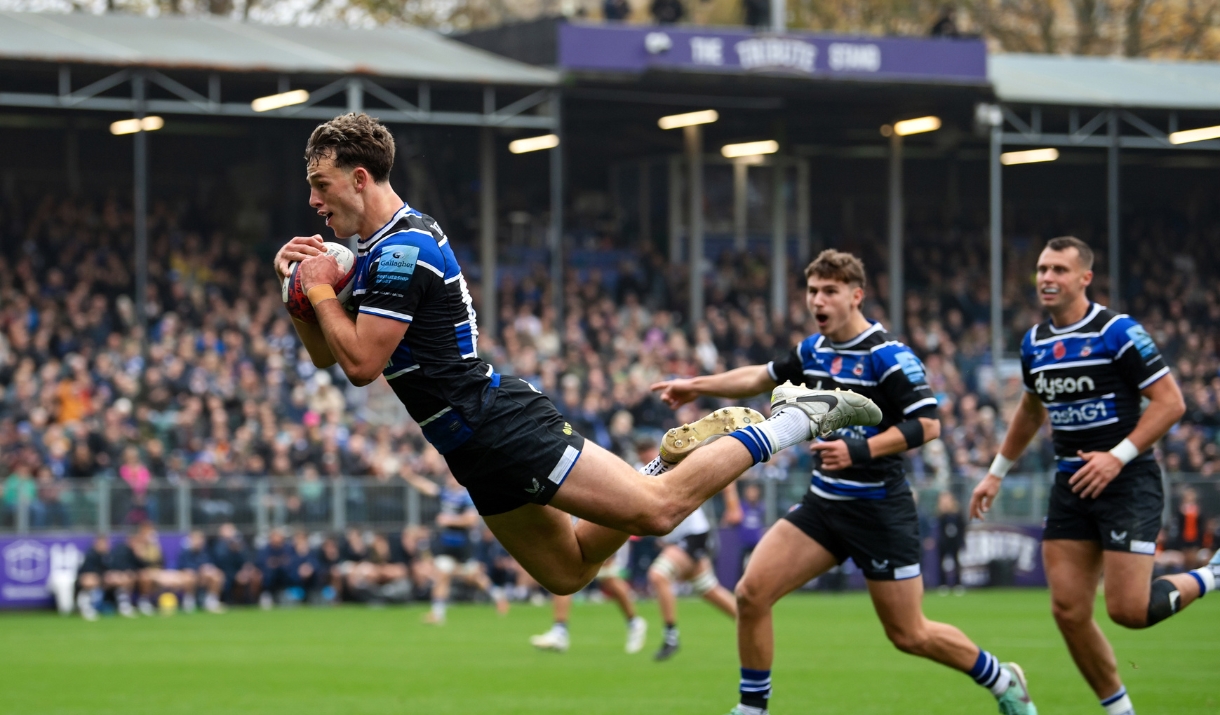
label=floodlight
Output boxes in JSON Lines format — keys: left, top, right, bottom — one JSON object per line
{"left": 892, "top": 116, "right": 942, "bottom": 136}
{"left": 721, "top": 140, "right": 779, "bottom": 159}
{"left": 658, "top": 110, "right": 719, "bottom": 130}
{"left": 1169, "top": 124, "right": 1220, "bottom": 145}
{"left": 509, "top": 134, "right": 560, "bottom": 154}
{"left": 110, "top": 116, "right": 164, "bottom": 135}
{"left": 1000, "top": 148, "right": 1059, "bottom": 165}
{"left": 251, "top": 89, "right": 310, "bottom": 112}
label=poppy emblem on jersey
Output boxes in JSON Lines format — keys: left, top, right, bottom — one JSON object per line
{"left": 852, "top": 362, "right": 865, "bottom": 376}
{"left": 830, "top": 357, "right": 843, "bottom": 375}
{"left": 1080, "top": 341, "right": 1092, "bottom": 357}
{"left": 1053, "top": 341, "right": 1066, "bottom": 359}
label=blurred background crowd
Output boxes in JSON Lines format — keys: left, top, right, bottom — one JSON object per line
{"left": 2, "top": 191, "right": 1218, "bottom": 595}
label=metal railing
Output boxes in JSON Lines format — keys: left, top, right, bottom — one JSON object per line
{"left": 2, "top": 470, "right": 1217, "bottom": 536}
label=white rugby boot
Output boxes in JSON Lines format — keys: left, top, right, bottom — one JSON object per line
{"left": 625, "top": 616, "right": 648, "bottom": 654}
{"left": 530, "top": 625, "right": 570, "bottom": 652}
{"left": 769, "top": 383, "right": 881, "bottom": 438}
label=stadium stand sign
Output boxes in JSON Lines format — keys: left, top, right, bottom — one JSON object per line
{"left": 557, "top": 23, "right": 987, "bottom": 83}
{"left": 0, "top": 534, "right": 184, "bottom": 609}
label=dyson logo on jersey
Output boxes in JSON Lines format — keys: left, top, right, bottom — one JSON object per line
{"left": 1034, "top": 373, "right": 1095, "bottom": 401}
{"left": 1048, "top": 398, "right": 1114, "bottom": 428}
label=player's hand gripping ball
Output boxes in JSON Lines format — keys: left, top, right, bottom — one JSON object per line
{"left": 282, "top": 241, "right": 356, "bottom": 323}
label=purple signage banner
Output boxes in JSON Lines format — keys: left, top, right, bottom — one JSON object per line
{"left": 1, "top": 533, "right": 185, "bottom": 610}
{"left": 559, "top": 22, "right": 987, "bottom": 84}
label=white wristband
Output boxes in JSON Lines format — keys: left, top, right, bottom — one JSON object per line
{"left": 988, "top": 454, "right": 1015, "bottom": 480}
{"left": 1109, "top": 438, "right": 1140, "bottom": 466}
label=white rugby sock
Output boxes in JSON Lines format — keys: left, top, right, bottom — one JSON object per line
{"left": 1190, "top": 566, "right": 1215, "bottom": 595}
{"left": 989, "top": 666, "right": 1012, "bottom": 697}
{"left": 753, "top": 409, "right": 812, "bottom": 454}
{"left": 1102, "top": 686, "right": 1134, "bottom": 715}
{"left": 639, "top": 457, "right": 671, "bottom": 476}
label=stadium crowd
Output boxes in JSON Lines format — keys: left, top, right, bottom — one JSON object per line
{"left": 1, "top": 191, "right": 1218, "bottom": 593}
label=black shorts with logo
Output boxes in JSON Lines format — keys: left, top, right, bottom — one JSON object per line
{"left": 783, "top": 487, "right": 923, "bottom": 581}
{"left": 1044, "top": 459, "right": 1163, "bottom": 554}
{"left": 443, "top": 376, "right": 586, "bottom": 516}
{"left": 677, "top": 532, "right": 710, "bottom": 561}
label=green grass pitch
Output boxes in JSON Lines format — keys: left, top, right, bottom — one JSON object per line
{"left": 1, "top": 589, "right": 1215, "bottom": 714}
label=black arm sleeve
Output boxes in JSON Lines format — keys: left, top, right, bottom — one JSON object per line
{"left": 767, "top": 346, "right": 805, "bottom": 386}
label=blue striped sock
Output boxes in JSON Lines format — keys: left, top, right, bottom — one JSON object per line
{"left": 968, "top": 650, "right": 1011, "bottom": 695}
{"left": 728, "top": 426, "right": 771, "bottom": 465}
{"left": 739, "top": 667, "right": 771, "bottom": 709}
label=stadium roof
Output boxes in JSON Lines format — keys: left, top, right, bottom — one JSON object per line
{"left": 0, "top": 11, "right": 558, "bottom": 86}
{"left": 990, "top": 53, "right": 1220, "bottom": 109}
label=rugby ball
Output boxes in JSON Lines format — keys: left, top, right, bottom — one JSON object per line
{"left": 282, "top": 241, "right": 357, "bottom": 324}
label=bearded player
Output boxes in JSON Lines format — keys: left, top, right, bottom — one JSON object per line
{"left": 272, "top": 113, "right": 881, "bottom": 599}
{"left": 972, "top": 237, "right": 1217, "bottom": 715}
{"left": 654, "top": 250, "right": 1035, "bottom": 715}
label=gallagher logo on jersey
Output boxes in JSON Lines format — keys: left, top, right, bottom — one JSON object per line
{"left": 1053, "top": 341, "right": 1067, "bottom": 359}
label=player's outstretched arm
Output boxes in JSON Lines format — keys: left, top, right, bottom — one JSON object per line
{"left": 1069, "top": 373, "right": 1185, "bottom": 499}
{"left": 970, "top": 392, "right": 1046, "bottom": 520}
{"left": 651, "top": 365, "right": 776, "bottom": 408}
{"left": 297, "top": 253, "right": 407, "bottom": 387}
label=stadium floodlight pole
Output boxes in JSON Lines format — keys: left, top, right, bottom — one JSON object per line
{"left": 685, "top": 122, "right": 705, "bottom": 328}
{"left": 549, "top": 90, "right": 565, "bottom": 325}
{"left": 1107, "top": 109, "right": 1121, "bottom": 311}
{"left": 885, "top": 128, "right": 904, "bottom": 339}
{"left": 771, "top": 158, "right": 788, "bottom": 325}
{"left": 989, "top": 114, "right": 1004, "bottom": 372}
{"left": 733, "top": 159, "right": 748, "bottom": 251}
{"left": 132, "top": 70, "right": 149, "bottom": 358}
{"left": 480, "top": 126, "right": 497, "bottom": 340}
{"left": 771, "top": 0, "right": 786, "bottom": 32}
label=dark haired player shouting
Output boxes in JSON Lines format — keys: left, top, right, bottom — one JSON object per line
{"left": 272, "top": 112, "right": 881, "bottom": 602}
{"left": 973, "top": 236, "right": 1217, "bottom": 715}
{"left": 655, "top": 249, "right": 1035, "bottom": 715}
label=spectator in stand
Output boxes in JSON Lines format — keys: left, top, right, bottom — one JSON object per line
{"left": 314, "top": 535, "right": 343, "bottom": 602}
{"left": 936, "top": 491, "right": 966, "bottom": 593}
{"left": 76, "top": 535, "right": 136, "bottom": 620}
{"left": 1169, "top": 487, "right": 1208, "bottom": 568}
{"left": 118, "top": 446, "right": 153, "bottom": 525}
{"left": 257, "top": 528, "right": 294, "bottom": 609}
{"left": 737, "top": 480, "right": 766, "bottom": 571}
{"left": 108, "top": 530, "right": 149, "bottom": 614}
{"left": 603, "top": 0, "right": 630, "bottom": 20}
{"left": 211, "top": 523, "right": 262, "bottom": 604}
{"left": 3, "top": 457, "right": 35, "bottom": 527}
{"left": 174, "top": 529, "right": 226, "bottom": 613}
{"left": 288, "top": 530, "right": 322, "bottom": 603}
{"left": 650, "top": 0, "right": 683, "bottom": 23}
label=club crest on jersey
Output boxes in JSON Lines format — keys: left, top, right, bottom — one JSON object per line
{"left": 830, "top": 356, "right": 843, "bottom": 375}
{"left": 1053, "top": 341, "right": 1066, "bottom": 359}
{"left": 1080, "top": 341, "right": 1092, "bottom": 357}
{"left": 852, "top": 362, "right": 865, "bottom": 376}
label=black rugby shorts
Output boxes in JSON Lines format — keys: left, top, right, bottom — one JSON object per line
{"left": 783, "top": 487, "right": 923, "bottom": 581}
{"left": 443, "top": 376, "right": 585, "bottom": 516}
{"left": 1044, "top": 460, "right": 1163, "bottom": 553}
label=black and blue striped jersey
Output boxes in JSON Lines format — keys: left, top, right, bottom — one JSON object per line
{"left": 349, "top": 203, "right": 495, "bottom": 454}
{"left": 768, "top": 322, "right": 938, "bottom": 500}
{"left": 1020, "top": 303, "right": 1170, "bottom": 474}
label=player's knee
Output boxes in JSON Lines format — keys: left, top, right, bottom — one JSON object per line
{"left": 1128, "top": 578, "right": 1182, "bottom": 629}
{"left": 885, "top": 625, "right": 930, "bottom": 656}
{"left": 539, "top": 572, "right": 590, "bottom": 597}
{"left": 734, "top": 578, "right": 770, "bottom": 615}
{"left": 1050, "top": 596, "right": 1092, "bottom": 628}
